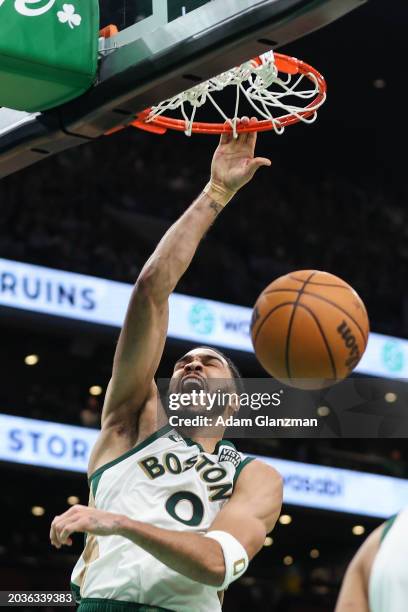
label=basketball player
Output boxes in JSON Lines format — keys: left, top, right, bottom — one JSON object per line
{"left": 50, "top": 118, "right": 283, "bottom": 612}
{"left": 335, "top": 511, "right": 406, "bottom": 611}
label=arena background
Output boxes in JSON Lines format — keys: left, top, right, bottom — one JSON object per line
{"left": 1, "top": 0, "right": 408, "bottom": 610}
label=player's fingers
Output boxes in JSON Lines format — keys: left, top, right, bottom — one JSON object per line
{"left": 55, "top": 518, "right": 75, "bottom": 546}
{"left": 53, "top": 505, "right": 87, "bottom": 544}
{"left": 54, "top": 519, "right": 67, "bottom": 547}
{"left": 51, "top": 508, "right": 76, "bottom": 546}
{"left": 239, "top": 116, "right": 250, "bottom": 143}
{"left": 59, "top": 521, "right": 81, "bottom": 545}
{"left": 50, "top": 517, "right": 62, "bottom": 549}
{"left": 248, "top": 157, "right": 272, "bottom": 177}
{"left": 253, "top": 156, "right": 272, "bottom": 168}
{"left": 247, "top": 118, "right": 259, "bottom": 151}
{"left": 219, "top": 121, "right": 233, "bottom": 145}
{"left": 50, "top": 523, "right": 57, "bottom": 548}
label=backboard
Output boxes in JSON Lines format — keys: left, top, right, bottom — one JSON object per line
{"left": 0, "top": 0, "right": 367, "bottom": 178}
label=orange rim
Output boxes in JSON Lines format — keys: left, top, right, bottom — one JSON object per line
{"left": 132, "top": 53, "right": 327, "bottom": 135}
{"left": 99, "top": 24, "right": 119, "bottom": 38}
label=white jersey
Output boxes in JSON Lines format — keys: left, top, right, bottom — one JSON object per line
{"left": 71, "top": 424, "right": 254, "bottom": 612}
{"left": 369, "top": 508, "right": 408, "bottom": 612}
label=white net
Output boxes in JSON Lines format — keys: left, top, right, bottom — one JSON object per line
{"left": 147, "top": 51, "right": 326, "bottom": 137}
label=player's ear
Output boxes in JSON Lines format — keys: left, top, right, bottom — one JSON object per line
{"left": 229, "top": 393, "right": 240, "bottom": 414}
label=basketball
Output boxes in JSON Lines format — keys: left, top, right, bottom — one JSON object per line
{"left": 250, "top": 270, "right": 370, "bottom": 389}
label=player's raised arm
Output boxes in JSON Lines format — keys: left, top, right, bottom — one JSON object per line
{"left": 335, "top": 524, "right": 383, "bottom": 612}
{"left": 102, "top": 118, "right": 271, "bottom": 427}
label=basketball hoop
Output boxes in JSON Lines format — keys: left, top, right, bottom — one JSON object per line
{"left": 131, "top": 51, "right": 327, "bottom": 138}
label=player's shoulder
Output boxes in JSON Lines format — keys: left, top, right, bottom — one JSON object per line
{"left": 241, "top": 457, "right": 282, "bottom": 479}
{"left": 235, "top": 458, "right": 283, "bottom": 492}
{"left": 88, "top": 380, "right": 165, "bottom": 479}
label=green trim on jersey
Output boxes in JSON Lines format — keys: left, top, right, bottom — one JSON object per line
{"left": 71, "top": 581, "right": 81, "bottom": 604}
{"left": 233, "top": 457, "right": 255, "bottom": 486}
{"left": 182, "top": 437, "right": 237, "bottom": 454}
{"left": 381, "top": 514, "right": 398, "bottom": 543}
{"left": 183, "top": 437, "right": 204, "bottom": 453}
{"left": 91, "top": 470, "right": 104, "bottom": 498}
{"left": 71, "top": 583, "right": 175, "bottom": 611}
{"left": 77, "top": 597, "right": 174, "bottom": 611}
{"left": 88, "top": 425, "right": 173, "bottom": 486}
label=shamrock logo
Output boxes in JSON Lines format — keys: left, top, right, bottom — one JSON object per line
{"left": 57, "top": 3, "right": 81, "bottom": 28}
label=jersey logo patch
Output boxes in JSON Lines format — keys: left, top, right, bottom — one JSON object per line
{"left": 218, "top": 447, "right": 241, "bottom": 468}
{"left": 169, "top": 433, "right": 184, "bottom": 443}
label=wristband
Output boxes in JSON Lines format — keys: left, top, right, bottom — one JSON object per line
{"left": 203, "top": 181, "right": 236, "bottom": 208}
{"left": 205, "top": 530, "right": 249, "bottom": 590}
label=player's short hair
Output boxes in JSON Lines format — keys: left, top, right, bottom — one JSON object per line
{"left": 194, "top": 346, "right": 245, "bottom": 395}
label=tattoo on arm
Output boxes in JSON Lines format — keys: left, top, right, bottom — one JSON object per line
{"left": 209, "top": 201, "right": 223, "bottom": 216}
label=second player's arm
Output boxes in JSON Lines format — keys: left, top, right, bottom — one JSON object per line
{"left": 335, "top": 524, "right": 383, "bottom": 612}
{"left": 50, "top": 460, "right": 282, "bottom": 586}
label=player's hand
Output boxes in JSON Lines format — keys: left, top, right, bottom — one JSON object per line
{"left": 50, "top": 505, "right": 124, "bottom": 548}
{"left": 210, "top": 117, "right": 271, "bottom": 194}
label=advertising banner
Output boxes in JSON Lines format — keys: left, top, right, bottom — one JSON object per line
{"left": 1, "top": 258, "right": 408, "bottom": 378}
{"left": 1, "top": 413, "right": 407, "bottom": 517}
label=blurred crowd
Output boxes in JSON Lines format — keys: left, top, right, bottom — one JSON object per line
{"left": 0, "top": 127, "right": 407, "bottom": 336}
